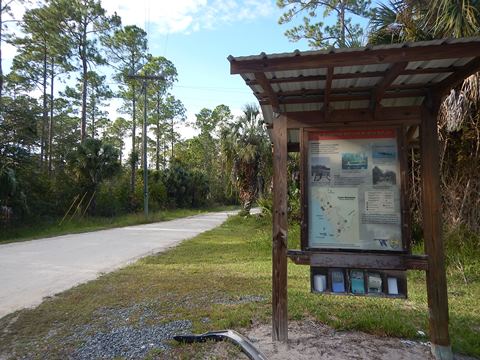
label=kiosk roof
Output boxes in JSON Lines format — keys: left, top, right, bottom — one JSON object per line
{"left": 229, "top": 37, "right": 480, "bottom": 140}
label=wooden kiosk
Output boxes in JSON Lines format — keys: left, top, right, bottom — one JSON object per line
{"left": 229, "top": 37, "right": 480, "bottom": 360}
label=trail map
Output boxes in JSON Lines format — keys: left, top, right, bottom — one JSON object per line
{"left": 308, "top": 129, "right": 402, "bottom": 251}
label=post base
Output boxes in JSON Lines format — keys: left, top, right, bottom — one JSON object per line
{"left": 431, "top": 343, "right": 453, "bottom": 360}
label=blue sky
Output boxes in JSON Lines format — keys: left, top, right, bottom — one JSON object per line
{"left": 133, "top": 0, "right": 314, "bottom": 135}
{"left": 4, "top": 0, "right": 370, "bottom": 138}
{"left": 101, "top": 0, "right": 316, "bottom": 136}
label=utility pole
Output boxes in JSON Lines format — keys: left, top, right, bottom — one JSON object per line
{"left": 127, "top": 74, "right": 164, "bottom": 217}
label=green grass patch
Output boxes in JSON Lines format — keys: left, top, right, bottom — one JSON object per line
{"left": 0, "top": 215, "right": 478, "bottom": 358}
{"left": 0, "top": 205, "right": 238, "bottom": 245}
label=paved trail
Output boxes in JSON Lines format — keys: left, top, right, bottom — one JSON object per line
{"left": 0, "top": 211, "right": 236, "bottom": 318}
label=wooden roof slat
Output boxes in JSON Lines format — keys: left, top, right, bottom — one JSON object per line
{"left": 401, "top": 67, "right": 458, "bottom": 75}
{"left": 260, "top": 85, "right": 427, "bottom": 99}
{"left": 432, "top": 57, "right": 480, "bottom": 96}
{"left": 246, "top": 74, "right": 326, "bottom": 85}
{"left": 230, "top": 41, "right": 480, "bottom": 74}
{"left": 254, "top": 72, "right": 280, "bottom": 112}
{"left": 259, "top": 90, "right": 427, "bottom": 105}
{"left": 324, "top": 67, "right": 333, "bottom": 112}
{"left": 245, "top": 67, "right": 464, "bottom": 86}
{"left": 372, "top": 62, "right": 408, "bottom": 108}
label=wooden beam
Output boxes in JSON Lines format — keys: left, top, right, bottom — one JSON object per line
{"left": 432, "top": 57, "right": 480, "bottom": 97}
{"left": 261, "top": 87, "right": 369, "bottom": 99}
{"left": 286, "top": 250, "right": 429, "bottom": 271}
{"left": 272, "top": 114, "right": 288, "bottom": 342}
{"left": 257, "top": 88, "right": 428, "bottom": 105}
{"left": 287, "top": 142, "right": 300, "bottom": 152}
{"left": 246, "top": 74, "right": 327, "bottom": 85}
{"left": 254, "top": 72, "right": 280, "bottom": 113}
{"left": 333, "top": 70, "right": 385, "bottom": 79}
{"left": 230, "top": 41, "right": 480, "bottom": 74}
{"left": 406, "top": 125, "right": 418, "bottom": 142}
{"left": 246, "top": 71, "right": 385, "bottom": 86}
{"left": 372, "top": 62, "right": 408, "bottom": 109}
{"left": 260, "top": 85, "right": 428, "bottom": 98}
{"left": 420, "top": 105, "right": 452, "bottom": 359}
{"left": 284, "top": 106, "right": 422, "bottom": 128}
{"left": 324, "top": 67, "right": 333, "bottom": 114}
{"left": 245, "top": 68, "right": 461, "bottom": 86}
{"left": 260, "top": 92, "right": 425, "bottom": 106}
{"left": 401, "top": 67, "right": 459, "bottom": 75}
{"left": 310, "top": 252, "right": 405, "bottom": 270}
{"left": 398, "top": 126, "right": 412, "bottom": 253}
{"left": 300, "top": 129, "right": 308, "bottom": 250}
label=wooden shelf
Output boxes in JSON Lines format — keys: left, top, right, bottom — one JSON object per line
{"left": 288, "top": 249, "right": 428, "bottom": 271}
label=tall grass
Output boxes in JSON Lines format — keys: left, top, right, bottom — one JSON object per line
{"left": 0, "top": 206, "right": 238, "bottom": 245}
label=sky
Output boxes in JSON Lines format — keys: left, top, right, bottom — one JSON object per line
{"left": 3, "top": 0, "right": 316, "bottom": 138}
{"left": 100, "top": 0, "right": 314, "bottom": 137}
{"left": 2, "top": 0, "right": 364, "bottom": 139}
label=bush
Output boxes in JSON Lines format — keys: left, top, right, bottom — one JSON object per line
{"left": 444, "top": 225, "right": 480, "bottom": 283}
{"left": 149, "top": 174, "right": 167, "bottom": 211}
{"left": 257, "top": 195, "right": 272, "bottom": 218}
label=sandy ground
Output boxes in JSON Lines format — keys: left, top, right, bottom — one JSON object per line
{"left": 241, "top": 320, "right": 477, "bottom": 360}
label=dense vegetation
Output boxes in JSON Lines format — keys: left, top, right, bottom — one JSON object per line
{"left": 0, "top": 1, "right": 272, "bottom": 231}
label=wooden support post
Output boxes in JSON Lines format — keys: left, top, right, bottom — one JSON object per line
{"left": 420, "top": 105, "right": 453, "bottom": 360}
{"left": 272, "top": 114, "right": 288, "bottom": 342}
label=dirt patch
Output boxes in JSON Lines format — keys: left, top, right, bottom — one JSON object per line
{"left": 242, "top": 320, "right": 476, "bottom": 360}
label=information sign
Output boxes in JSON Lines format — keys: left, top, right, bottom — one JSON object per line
{"left": 307, "top": 128, "right": 402, "bottom": 251}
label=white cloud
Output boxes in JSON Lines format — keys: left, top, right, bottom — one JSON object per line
{"left": 102, "top": 0, "right": 274, "bottom": 34}
{"left": 2, "top": 42, "right": 17, "bottom": 61}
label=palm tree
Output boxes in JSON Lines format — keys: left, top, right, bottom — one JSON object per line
{"left": 368, "top": 0, "right": 480, "bottom": 231}
{"left": 68, "top": 138, "right": 120, "bottom": 213}
{"left": 221, "top": 104, "right": 270, "bottom": 214}
{"left": 368, "top": 0, "right": 431, "bottom": 44}
{"left": 368, "top": 0, "right": 479, "bottom": 43}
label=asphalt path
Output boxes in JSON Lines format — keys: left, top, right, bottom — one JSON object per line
{"left": 0, "top": 210, "right": 237, "bottom": 318}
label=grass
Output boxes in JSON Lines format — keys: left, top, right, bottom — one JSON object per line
{"left": 0, "top": 215, "right": 478, "bottom": 358}
{"left": 0, "top": 205, "right": 238, "bottom": 245}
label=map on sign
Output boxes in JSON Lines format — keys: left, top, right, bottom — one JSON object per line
{"left": 308, "top": 129, "right": 403, "bottom": 251}
{"left": 310, "top": 187, "right": 359, "bottom": 245}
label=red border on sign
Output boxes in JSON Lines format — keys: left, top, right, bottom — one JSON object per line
{"left": 308, "top": 128, "right": 396, "bottom": 141}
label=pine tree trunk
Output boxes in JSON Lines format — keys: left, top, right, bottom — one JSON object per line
{"left": 130, "top": 83, "right": 137, "bottom": 193}
{"left": 80, "top": 22, "right": 88, "bottom": 142}
{"left": 162, "top": 134, "right": 166, "bottom": 170}
{"left": 48, "top": 59, "right": 54, "bottom": 175}
{"left": 340, "top": 1, "right": 346, "bottom": 47}
{"left": 41, "top": 45, "right": 48, "bottom": 167}
{"left": 91, "top": 95, "right": 96, "bottom": 138}
{"left": 0, "top": 2, "right": 3, "bottom": 110}
{"left": 156, "top": 95, "right": 160, "bottom": 171}
{"left": 171, "top": 118, "right": 174, "bottom": 160}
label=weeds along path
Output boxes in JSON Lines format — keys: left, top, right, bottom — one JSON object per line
{"left": 0, "top": 210, "right": 237, "bottom": 318}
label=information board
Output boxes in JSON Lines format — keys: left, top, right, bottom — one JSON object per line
{"left": 307, "top": 128, "right": 403, "bottom": 251}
